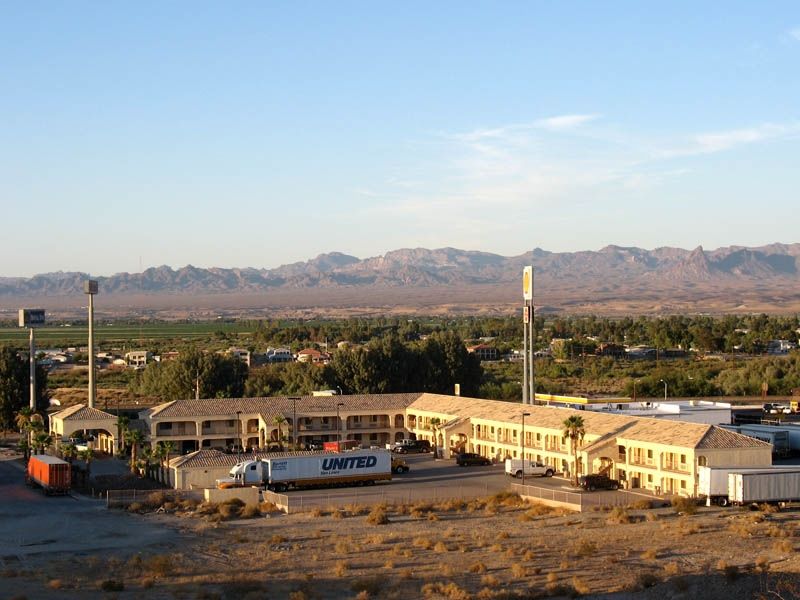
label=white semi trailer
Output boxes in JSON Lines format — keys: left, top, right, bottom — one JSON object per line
{"left": 728, "top": 468, "right": 800, "bottom": 506}
{"left": 217, "top": 450, "right": 392, "bottom": 491}
{"left": 698, "top": 465, "right": 792, "bottom": 506}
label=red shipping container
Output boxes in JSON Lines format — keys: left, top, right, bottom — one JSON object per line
{"left": 26, "top": 455, "right": 71, "bottom": 495}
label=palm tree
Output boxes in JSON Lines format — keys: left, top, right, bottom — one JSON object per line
{"left": 61, "top": 442, "right": 77, "bottom": 464}
{"left": 78, "top": 447, "right": 94, "bottom": 482}
{"left": 160, "top": 441, "right": 175, "bottom": 484}
{"left": 116, "top": 414, "right": 130, "bottom": 454}
{"left": 430, "top": 417, "right": 441, "bottom": 459}
{"left": 15, "top": 408, "right": 33, "bottom": 461}
{"left": 32, "top": 431, "right": 52, "bottom": 454}
{"left": 562, "top": 415, "right": 586, "bottom": 487}
{"left": 273, "top": 415, "right": 286, "bottom": 451}
{"left": 125, "top": 429, "right": 145, "bottom": 474}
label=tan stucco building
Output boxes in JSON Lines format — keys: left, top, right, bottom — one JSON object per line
{"left": 49, "top": 404, "right": 118, "bottom": 454}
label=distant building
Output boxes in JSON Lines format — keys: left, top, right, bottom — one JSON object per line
{"left": 767, "top": 340, "right": 796, "bottom": 355}
{"left": 297, "top": 348, "right": 331, "bottom": 364}
{"left": 225, "top": 347, "right": 251, "bottom": 367}
{"left": 595, "top": 343, "right": 626, "bottom": 358}
{"left": 466, "top": 344, "right": 498, "bottom": 361}
{"left": 125, "top": 350, "right": 153, "bottom": 368}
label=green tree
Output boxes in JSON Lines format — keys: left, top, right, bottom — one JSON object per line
{"left": 78, "top": 447, "right": 94, "bottom": 481}
{"left": 61, "top": 442, "right": 77, "bottom": 464}
{"left": 273, "top": 415, "right": 287, "bottom": 451}
{"left": 562, "top": 415, "right": 586, "bottom": 487}
{"left": 0, "top": 348, "right": 49, "bottom": 432}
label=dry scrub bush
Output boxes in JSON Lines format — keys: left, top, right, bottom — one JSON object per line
{"left": 180, "top": 498, "right": 199, "bottom": 511}
{"left": 143, "top": 554, "right": 173, "bottom": 578}
{"left": 545, "top": 582, "right": 575, "bottom": 597}
{"left": 634, "top": 572, "right": 659, "bottom": 590}
{"left": 334, "top": 561, "right": 349, "bottom": 577}
{"left": 400, "top": 569, "right": 414, "bottom": 580}
{"left": 47, "top": 579, "right": 63, "bottom": 590}
{"left": 434, "top": 541, "right": 449, "bottom": 552}
{"left": 559, "top": 560, "right": 569, "bottom": 570}
{"left": 414, "top": 537, "right": 433, "bottom": 550}
{"left": 469, "top": 562, "right": 487, "bottom": 574}
{"left": 350, "top": 577, "right": 383, "bottom": 595}
{"left": 480, "top": 574, "right": 500, "bottom": 588}
{"left": 568, "top": 539, "right": 597, "bottom": 558}
{"left": 606, "top": 507, "right": 633, "bottom": 525}
{"left": 641, "top": 548, "right": 659, "bottom": 560}
{"left": 767, "top": 525, "right": 789, "bottom": 538}
{"left": 546, "top": 573, "right": 558, "bottom": 584}
{"left": 384, "top": 560, "right": 395, "bottom": 569}
{"left": 756, "top": 556, "right": 770, "bottom": 573}
{"left": 497, "top": 531, "right": 510, "bottom": 540}
{"left": 572, "top": 577, "right": 591, "bottom": 595}
{"left": 759, "top": 503, "right": 779, "bottom": 514}
{"left": 427, "top": 512, "right": 439, "bottom": 521}
{"left": 773, "top": 539, "right": 794, "bottom": 553}
{"left": 421, "top": 582, "right": 470, "bottom": 600}
{"left": 670, "top": 496, "right": 697, "bottom": 515}
{"left": 367, "top": 507, "right": 390, "bottom": 525}
{"left": 334, "top": 540, "right": 350, "bottom": 554}
{"left": 490, "top": 544, "right": 503, "bottom": 553}
{"left": 629, "top": 499, "right": 654, "bottom": 510}
{"left": 258, "top": 501, "right": 278, "bottom": 514}
{"left": 240, "top": 504, "right": 261, "bottom": 518}
{"left": 663, "top": 562, "right": 680, "bottom": 576}
{"left": 511, "top": 563, "right": 527, "bottom": 578}
{"left": 331, "top": 508, "right": 345, "bottom": 519}
{"left": 310, "top": 507, "right": 324, "bottom": 518}
{"left": 645, "top": 511, "right": 660, "bottom": 522}
{"left": 218, "top": 503, "right": 243, "bottom": 520}
{"left": 127, "top": 502, "right": 144, "bottom": 513}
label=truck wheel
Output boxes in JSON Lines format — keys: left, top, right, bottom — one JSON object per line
{"left": 611, "top": 483, "right": 619, "bottom": 490}
{"left": 545, "top": 470, "right": 554, "bottom": 477}
{"left": 401, "top": 466, "right": 408, "bottom": 473}
{"left": 718, "top": 498, "right": 729, "bottom": 507}
{"left": 514, "top": 471, "right": 523, "bottom": 479}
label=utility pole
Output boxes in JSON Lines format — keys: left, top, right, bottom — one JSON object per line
{"left": 523, "top": 267, "right": 533, "bottom": 404}
{"left": 19, "top": 309, "right": 45, "bottom": 411}
{"left": 84, "top": 280, "right": 99, "bottom": 408}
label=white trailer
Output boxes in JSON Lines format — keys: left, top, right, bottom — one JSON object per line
{"left": 217, "top": 450, "right": 392, "bottom": 491}
{"left": 728, "top": 468, "right": 800, "bottom": 506}
{"left": 698, "top": 465, "right": 790, "bottom": 506}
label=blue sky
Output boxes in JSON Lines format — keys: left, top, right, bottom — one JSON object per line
{"left": 1, "top": 2, "right": 798, "bottom": 277}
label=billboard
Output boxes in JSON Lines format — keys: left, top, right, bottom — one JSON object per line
{"left": 84, "top": 280, "right": 99, "bottom": 294}
{"left": 522, "top": 266, "right": 533, "bottom": 300}
{"left": 18, "top": 309, "right": 45, "bottom": 327}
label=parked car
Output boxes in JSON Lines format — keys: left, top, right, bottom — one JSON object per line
{"left": 391, "top": 457, "right": 410, "bottom": 474}
{"left": 578, "top": 474, "right": 620, "bottom": 491}
{"left": 391, "top": 439, "right": 431, "bottom": 454}
{"left": 504, "top": 458, "right": 555, "bottom": 478}
{"left": 456, "top": 452, "right": 491, "bottom": 467}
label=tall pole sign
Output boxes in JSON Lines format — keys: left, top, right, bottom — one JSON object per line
{"left": 84, "top": 280, "right": 99, "bottom": 409}
{"left": 19, "top": 309, "right": 45, "bottom": 410}
{"left": 522, "top": 267, "right": 533, "bottom": 405}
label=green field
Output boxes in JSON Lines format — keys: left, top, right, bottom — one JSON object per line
{"left": 0, "top": 322, "right": 254, "bottom": 346}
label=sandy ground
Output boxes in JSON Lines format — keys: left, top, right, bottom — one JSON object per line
{"left": 4, "top": 481, "right": 800, "bottom": 600}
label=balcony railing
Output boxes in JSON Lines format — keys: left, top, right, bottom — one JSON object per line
{"left": 155, "top": 429, "right": 196, "bottom": 437}
{"left": 663, "top": 462, "right": 690, "bottom": 473}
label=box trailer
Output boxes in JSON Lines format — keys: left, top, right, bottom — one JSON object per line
{"left": 26, "top": 455, "right": 71, "bottom": 495}
{"left": 728, "top": 469, "right": 800, "bottom": 506}
{"left": 217, "top": 450, "right": 392, "bottom": 491}
{"left": 698, "top": 465, "right": 791, "bottom": 506}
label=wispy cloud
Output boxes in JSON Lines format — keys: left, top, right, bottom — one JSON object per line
{"left": 790, "top": 27, "right": 800, "bottom": 41}
{"left": 661, "top": 122, "right": 800, "bottom": 158}
{"left": 534, "top": 114, "right": 599, "bottom": 131}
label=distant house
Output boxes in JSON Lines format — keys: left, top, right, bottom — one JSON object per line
{"left": 125, "top": 350, "right": 153, "bottom": 368}
{"left": 595, "top": 343, "right": 626, "bottom": 358}
{"left": 466, "top": 344, "right": 498, "bottom": 362}
{"left": 225, "top": 347, "right": 251, "bottom": 367}
{"left": 767, "top": 340, "right": 796, "bottom": 355}
{"left": 297, "top": 348, "right": 331, "bottom": 364}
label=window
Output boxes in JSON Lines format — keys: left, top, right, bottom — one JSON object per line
{"left": 491, "top": 426, "right": 495, "bottom": 434}
{"left": 370, "top": 415, "right": 378, "bottom": 422}
{"left": 647, "top": 449, "right": 653, "bottom": 459}
{"left": 698, "top": 456, "right": 707, "bottom": 467}
{"left": 322, "top": 416, "right": 329, "bottom": 424}
{"left": 680, "top": 454, "right": 686, "bottom": 464}
{"left": 680, "top": 480, "right": 686, "bottom": 489}
{"left": 352, "top": 415, "right": 361, "bottom": 423}
{"left": 536, "top": 433, "right": 541, "bottom": 441}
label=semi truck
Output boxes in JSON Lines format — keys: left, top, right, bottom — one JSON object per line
{"left": 217, "top": 450, "right": 392, "bottom": 491}
{"left": 728, "top": 468, "right": 800, "bottom": 506}
{"left": 25, "top": 455, "right": 71, "bottom": 495}
{"left": 698, "top": 465, "right": 793, "bottom": 506}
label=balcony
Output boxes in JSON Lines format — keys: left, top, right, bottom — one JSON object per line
{"left": 155, "top": 427, "right": 196, "bottom": 437}
{"left": 201, "top": 426, "right": 237, "bottom": 436}
{"left": 663, "top": 461, "right": 690, "bottom": 473}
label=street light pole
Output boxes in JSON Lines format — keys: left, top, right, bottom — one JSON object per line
{"left": 289, "top": 396, "right": 299, "bottom": 450}
{"left": 659, "top": 379, "right": 668, "bottom": 401}
{"left": 521, "top": 412, "right": 530, "bottom": 488}
{"left": 236, "top": 410, "right": 242, "bottom": 461}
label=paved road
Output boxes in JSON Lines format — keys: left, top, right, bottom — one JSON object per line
{"left": 0, "top": 457, "right": 176, "bottom": 561}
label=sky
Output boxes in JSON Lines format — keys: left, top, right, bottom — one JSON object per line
{"left": 1, "top": 2, "right": 799, "bottom": 277}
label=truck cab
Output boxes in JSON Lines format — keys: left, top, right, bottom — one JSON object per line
{"left": 216, "top": 460, "right": 266, "bottom": 489}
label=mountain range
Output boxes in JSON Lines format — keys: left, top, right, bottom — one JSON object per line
{"left": 3, "top": 243, "right": 800, "bottom": 295}
{"left": 2, "top": 244, "right": 799, "bottom": 315}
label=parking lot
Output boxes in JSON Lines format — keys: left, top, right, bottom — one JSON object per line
{"left": 267, "top": 453, "right": 641, "bottom": 511}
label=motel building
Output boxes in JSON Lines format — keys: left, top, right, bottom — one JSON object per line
{"left": 51, "top": 393, "right": 770, "bottom": 495}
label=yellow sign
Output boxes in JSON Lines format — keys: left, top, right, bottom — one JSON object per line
{"left": 522, "top": 266, "right": 533, "bottom": 300}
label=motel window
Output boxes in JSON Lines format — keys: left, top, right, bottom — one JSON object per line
{"left": 227, "top": 420, "right": 235, "bottom": 427}
{"left": 680, "top": 454, "right": 686, "bottom": 464}
{"left": 322, "top": 417, "right": 329, "bottom": 424}
{"left": 647, "top": 474, "right": 653, "bottom": 483}
{"left": 680, "top": 480, "right": 687, "bottom": 490}
{"left": 698, "top": 456, "right": 707, "bottom": 467}
{"left": 491, "top": 426, "right": 495, "bottom": 434}
{"left": 370, "top": 415, "right": 378, "bottom": 422}
{"left": 536, "top": 433, "right": 541, "bottom": 442}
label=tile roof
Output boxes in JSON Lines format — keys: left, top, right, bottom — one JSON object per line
{"left": 170, "top": 448, "right": 361, "bottom": 469}
{"left": 409, "top": 393, "right": 767, "bottom": 450}
{"left": 148, "top": 393, "right": 422, "bottom": 420}
{"left": 50, "top": 404, "right": 116, "bottom": 421}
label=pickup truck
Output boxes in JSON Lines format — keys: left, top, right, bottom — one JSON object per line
{"left": 504, "top": 458, "right": 555, "bottom": 478}
{"left": 388, "top": 439, "right": 431, "bottom": 454}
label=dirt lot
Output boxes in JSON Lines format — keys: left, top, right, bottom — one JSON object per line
{"left": 4, "top": 477, "right": 800, "bottom": 600}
